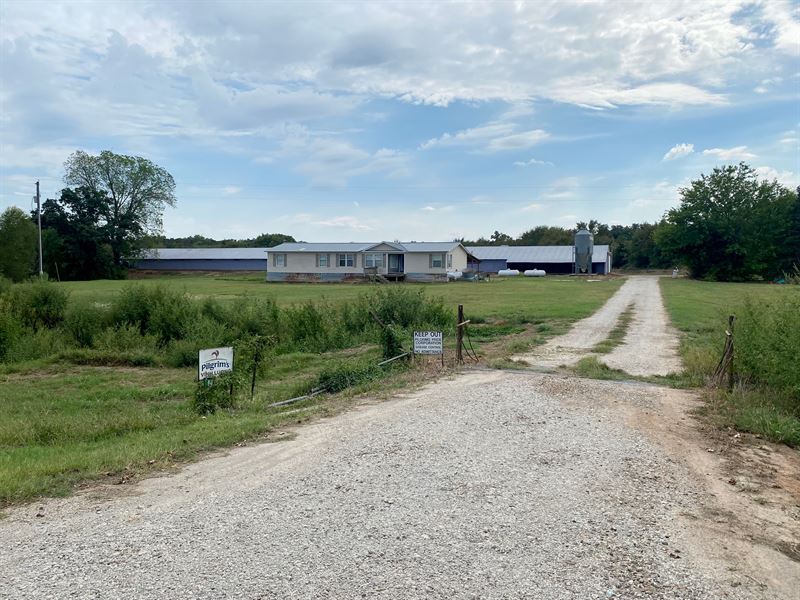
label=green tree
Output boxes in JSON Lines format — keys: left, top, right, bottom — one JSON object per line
{"left": 64, "top": 150, "right": 176, "bottom": 266}
{"left": 656, "top": 163, "right": 796, "bottom": 280}
{"left": 0, "top": 207, "right": 37, "bottom": 281}
{"left": 489, "top": 230, "right": 514, "bottom": 245}
{"left": 40, "top": 187, "right": 117, "bottom": 280}
{"left": 517, "top": 225, "right": 573, "bottom": 245}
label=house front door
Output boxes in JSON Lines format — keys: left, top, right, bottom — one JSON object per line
{"left": 388, "top": 254, "right": 404, "bottom": 273}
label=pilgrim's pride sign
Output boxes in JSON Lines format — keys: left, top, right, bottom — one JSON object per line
{"left": 198, "top": 347, "right": 234, "bottom": 381}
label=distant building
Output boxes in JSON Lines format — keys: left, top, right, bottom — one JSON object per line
{"left": 133, "top": 248, "right": 268, "bottom": 271}
{"left": 266, "top": 241, "right": 473, "bottom": 282}
{"left": 467, "top": 245, "right": 612, "bottom": 275}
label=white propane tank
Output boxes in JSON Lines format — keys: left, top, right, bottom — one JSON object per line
{"left": 498, "top": 269, "right": 520, "bottom": 277}
{"left": 524, "top": 269, "right": 546, "bottom": 277}
{"left": 447, "top": 271, "right": 463, "bottom": 280}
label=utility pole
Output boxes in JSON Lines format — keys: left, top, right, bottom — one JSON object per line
{"left": 35, "top": 181, "right": 43, "bottom": 278}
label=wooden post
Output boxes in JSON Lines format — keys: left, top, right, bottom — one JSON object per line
{"left": 728, "top": 315, "right": 735, "bottom": 392}
{"left": 456, "top": 304, "right": 464, "bottom": 364}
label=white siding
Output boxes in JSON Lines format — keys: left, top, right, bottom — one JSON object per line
{"left": 270, "top": 252, "right": 362, "bottom": 274}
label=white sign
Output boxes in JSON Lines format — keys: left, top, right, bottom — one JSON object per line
{"left": 413, "top": 331, "right": 443, "bottom": 355}
{"left": 198, "top": 347, "right": 234, "bottom": 380}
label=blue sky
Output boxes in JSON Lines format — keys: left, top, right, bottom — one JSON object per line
{"left": 1, "top": 0, "right": 798, "bottom": 242}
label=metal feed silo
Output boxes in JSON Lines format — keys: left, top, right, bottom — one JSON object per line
{"left": 574, "top": 229, "right": 594, "bottom": 274}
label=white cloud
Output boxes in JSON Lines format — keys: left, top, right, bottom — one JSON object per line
{"left": 420, "top": 122, "right": 548, "bottom": 152}
{"left": 222, "top": 186, "right": 241, "bottom": 195}
{"left": 311, "top": 216, "right": 373, "bottom": 230}
{"left": 702, "top": 146, "right": 757, "bottom": 160}
{"left": 663, "top": 143, "right": 694, "bottom": 161}
{"left": 521, "top": 203, "right": 544, "bottom": 212}
{"left": 422, "top": 206, "right": 436, "bottom": 211}
{"left": 276, "top": 126, "right": 409, "bottom": 186}
{"left": 513, "top": 158, "right": 554, "bottom": 167}
{"left": 754, "top": 166, "right": 798, "bottom": 187}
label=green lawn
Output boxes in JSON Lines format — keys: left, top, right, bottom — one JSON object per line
{"left": 1, "top": 275, "right": 624, "bottom": 506}
{"left": 660, "top": 278, "right": 800, "bottom": 446}
{"left": 63, "top": 274, "right": 623, "bottom": 322}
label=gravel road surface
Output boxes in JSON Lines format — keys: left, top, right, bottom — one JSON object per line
{"left": 516, "top": 276, "right": 682, "bottom": 376}
{"left": 601, "top": 277, "right": 682, "bottom": 376}
{"left": 1, "top": 370, "right": 784, "bottom": 600}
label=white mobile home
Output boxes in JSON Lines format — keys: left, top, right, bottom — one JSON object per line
{"left": 267, "top": 241, "right": 472, "bottom": 282}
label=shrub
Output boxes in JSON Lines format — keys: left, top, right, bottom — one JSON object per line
{"left": 65, "top": 303, "right": 107, "bottom": 347}
{"left": 379, "top": 324, "right": 404, "bottom": 359}
{"left": 282, "top": 301, "right": 349, "bottom": 352}
{"left": 0, "top": 303, "right": 22, "bottom": 361}
{"left": 734, "top": 295, "right": 800, "bottom": 399}
{"left": 0, "top": 275, "right": 12, "bottom": 296}
{"left": 362, "top": 287, "right": 452, "bottom": 330}
{"left": 94, "top": 324, "right": 160, "bottom": 354}
{"left": 9, "top": 281, "right": 69, "bottom": 329}
{"left": 316, "top": 361, "right": 382, "bottom": 394}
{"left": 111, "top": 285, "right": 197, "bottom": 343}
{"left": 224, "top": 297, "right": 279, "bottom": 338}
{"left": 193, "top": 372, "right": 237, "bottom": 414}
{"left": 8, "top": 327, "right": 71, "bottom": 362}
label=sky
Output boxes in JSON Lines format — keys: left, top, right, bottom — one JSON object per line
{"left": 1, "top": 1, "right": 798, "bottom": 243}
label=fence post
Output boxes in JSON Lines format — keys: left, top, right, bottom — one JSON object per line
{"left": 727, "top": 315, "right": 735, "bottom": 392}
{"left": 456, "top": 304, "right": 464, "bottom": 364}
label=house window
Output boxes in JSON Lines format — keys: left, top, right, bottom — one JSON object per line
{"left": 338, "top": 253, "right": 355, "bottom": 267}
{"left": 273, "top": 253, "right": 287, "bottom": 268}
{"left": 430, "top": 253, "right": 444, "bottom": 268}
{"left": 447, "top": 254, "right": 453, "bottom": 268}
{"left": 317, "top": 254, "right": 330, "bottom": 267}
{"left": 364, "top": 253, "right": 383, "bottom": 268}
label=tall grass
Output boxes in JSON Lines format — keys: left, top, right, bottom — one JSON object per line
{"left": 660, "top": 279, "right": 799, "bottom": 445}
{"left": 734, "top": 295, "right": 800, "bottom": 399}
{"left": 0, "top": 282, "right": 453, "bottom": 369}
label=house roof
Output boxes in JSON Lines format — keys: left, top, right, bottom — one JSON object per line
{"left": 466, "top": 245, "right": 610, "bottom": 263}
{"left": 139, "top": 248, "right": 269, "bottom": 260}
{"left": 270, "top": 241, "right": 465, "bottom": 253}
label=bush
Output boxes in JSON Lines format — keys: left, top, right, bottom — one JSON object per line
{"left": 735, "top": 295, "right": 800, "bottom": 399}
{"left": 223, "top": 297, "right": 279, "bottom": 338}
{"left": 0, "top": 303, "right": 22, "bottom": 361}
{"left": 9, "top": 281, "right": 69, "bottom": 329}
{"left": 111, "top": 285, "right": 197, "bottom": 344}
{"left": 65, "top": 303, "right": 107, "bottom": 347}
{"left": 282, "top": 301, "right": 349, "bottom": 352}
{"left": 7, "top": 327, "right": 71, "bottom": 362}
{"left": 379, "top": 324, "right": 404, "bottom": 359}
{"left": 94, "top": 324, "right": 160, "bottom": 354}
{"left": 364, "top": 287, "right": 452, "bottom": 330}
{"left": 0, "top": 275, "right": 12, "bottom": 296}
{"left": 316, "top": 361, "right": 382, "bottom": 394}
{"left": 193, "top": 372, "right": 237, "bottom": 414}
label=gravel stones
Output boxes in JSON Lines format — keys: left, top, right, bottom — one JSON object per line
{"left": 0, "top": 371, "right": 767, "bottom": 599}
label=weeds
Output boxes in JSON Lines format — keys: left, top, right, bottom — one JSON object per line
{"left": 592, "top": 305, "right": 634, "bottom": 353}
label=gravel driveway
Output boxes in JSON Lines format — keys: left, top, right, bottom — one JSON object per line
{"left": 0, "top": 371, "right": 783, "bottom": 599}
{"left": 515, "top": 276, "right": 682, "bottom": 376}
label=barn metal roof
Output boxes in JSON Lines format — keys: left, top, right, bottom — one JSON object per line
{"left": 466, "top": 245, "right": 610, "bottom": 263}
{"left": 270, "top": 241, "right": 464, "bottom": 253}
{"left": 140, "top": 248, "right": 269, "bottom": 260}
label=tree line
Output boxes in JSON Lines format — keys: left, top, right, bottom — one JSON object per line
{"left": 0, "top": 154, "right": 797, "bottom": 282}
{"left": 461, "top": 220, "right": 673, "bottom": 270}
{"left": 462, "top": 164, "right": 798, "bottom": 279}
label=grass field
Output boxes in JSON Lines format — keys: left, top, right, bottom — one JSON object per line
{"left": 63, "top": 274, "right": 620, "bottom": 322}
{"left": 1, "top": 275, "right": 623, "bottom": 506}
{"left": 660, "top": 278, "right": 800, "bottom": 445}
